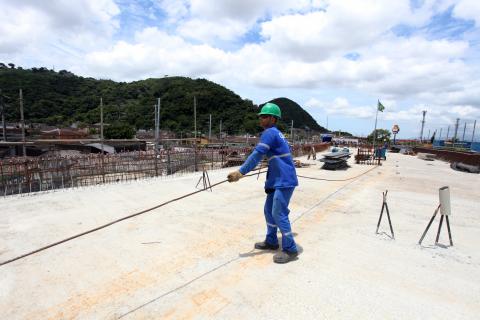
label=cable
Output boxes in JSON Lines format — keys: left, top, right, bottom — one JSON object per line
{"left": 297, "top": 165, "right": 379, "bottom": 181}
{"left": 0, "top": 165, "right": 378, "bottom": 267}
{"left": 0, "top": 171, "right": 265, "bottom": 267}
{"left": 118, "top": 165, "right": 379, "bottom": 317}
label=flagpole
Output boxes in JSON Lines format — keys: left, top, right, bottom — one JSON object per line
{"left": 373, "top": 100, "right": 379, "bottom": 154}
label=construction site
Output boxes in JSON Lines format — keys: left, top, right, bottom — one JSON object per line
{"left": 1, "top": 145, "right": 479, "bottom": 319}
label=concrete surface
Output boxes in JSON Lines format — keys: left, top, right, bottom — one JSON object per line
{"left": 1, "top": 151, "right": 479, "bottom": 319}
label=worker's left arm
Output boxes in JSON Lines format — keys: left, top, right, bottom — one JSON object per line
{"left": 227, "top": 150, "right": 263, "bottom": 182}
{"left": 239, "top": 130, "right": 275, "bottom": 175}
{"left": 227, "top": 131, "right": 272, "bottom": 182}
{"left": 239, "top": 150, "right": 263, "bottom": 175}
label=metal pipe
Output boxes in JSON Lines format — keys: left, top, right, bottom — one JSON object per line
{"left": 439, "top": 186, "right": 451, "bottom": 216}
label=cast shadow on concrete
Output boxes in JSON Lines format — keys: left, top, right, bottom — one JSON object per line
{"left": 238, "top": 242, "right": 303, "bottom": 258}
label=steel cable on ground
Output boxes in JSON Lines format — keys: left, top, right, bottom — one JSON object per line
{"left": 296, "top": 164, "right": 379, "bottom": 181}
{"left": 0, "top": 165, "right": 379, "bottom": 268}
{"left": 0, "top": 171, "right": 267, "bottom": 267}
{"left": 117, "top": 165, "right": 380, "bottom": 318}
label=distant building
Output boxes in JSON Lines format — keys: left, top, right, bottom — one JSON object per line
{"left": 40, "top": 128, "right": 89, "bottom": 139}
{"left": 135, "top": 129, "right": 176, "bottom": 140}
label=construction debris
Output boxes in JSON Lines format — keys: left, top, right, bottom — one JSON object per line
{"left": 294, "top": 160, "right": 311, "bottom": 168}
{"left": 450, "top": 162, "right": 480, "bottom": 174}
{"left": 355, "top": 147, "right": 381, "bottom": 165}
{"left": 399, "top": 146, "right": 415, "bottom": 155}
{"left": 417, "top": 153, "right": 436, "bottom": 161}
{"left": 320, "top": 148, "right": 351, "bottom": 170}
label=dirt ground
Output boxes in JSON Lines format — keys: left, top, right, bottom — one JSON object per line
{"left": 1, "top": 151, "right": 479, "bottom": 319}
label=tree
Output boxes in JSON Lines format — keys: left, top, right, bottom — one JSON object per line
{"left": 0, "top": 66, "right": 323, "bottom": 136}
{"left": 367, "top": 129, "right": 391, "bottom": 143}
{"left": 104, "top": 122, "right": 135, "bottom": 139}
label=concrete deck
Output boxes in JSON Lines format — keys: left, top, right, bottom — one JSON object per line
{"left": 1, "top": 152, "right": 479, "bottom": 319}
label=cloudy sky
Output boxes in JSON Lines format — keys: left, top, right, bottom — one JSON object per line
{"left": 1, "top": 0, "right": 479, "bottom": 138}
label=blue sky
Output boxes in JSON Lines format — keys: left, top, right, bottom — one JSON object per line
{"left": 1, "top": 0, "right": 479, "bottom": 139}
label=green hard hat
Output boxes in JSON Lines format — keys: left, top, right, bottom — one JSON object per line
{"left": 258, "top": 102, "right": 281, "bottom": 118}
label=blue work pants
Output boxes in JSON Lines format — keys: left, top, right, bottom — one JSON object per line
{"left": 264, "top": 187, "right": 297, "bottom": 253}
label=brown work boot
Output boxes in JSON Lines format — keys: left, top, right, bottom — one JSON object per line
{"left": 254, "top": 241, "right": 279, "bottom": 250}
{"left": 273, "top": 251, "right": 298, "bottom": 264}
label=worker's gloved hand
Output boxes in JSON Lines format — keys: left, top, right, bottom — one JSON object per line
{"left": 227, "top": 170, "right": 243, "bottom": 182}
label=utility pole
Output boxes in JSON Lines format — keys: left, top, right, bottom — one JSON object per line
{"left": 155, "top": 97, "right": 160, "bottom": 147}
{"left": 446, "top": 125, "right": 450, "bottom": 140}
{"left": 209, "top": 114, "right": 212, "bottom": 141}
{"left": 154, "top": 102, "right": 159, "bottom": 176}
{"left": 100, "top": 97, "right": 104, "bottom": 154}
{"left": 194, "top": 96, "right": 197, "bottom": 141}
{"left": 462, "top": 122, "right": 466, "bottom": 141}
{"left": 290, "top": 120, "right": 294, "bottom": 143}
{"left": 157, "top": 97, "right": 161, "bottom": 144}
{"left": 439, "top": 128, "right": 442, "bottom": 140}
{"left": 471, "top": 120, "right": 477, "bottom": 144}
{"left": 0, "top": 89, "right": 6, "bottom": 141}
{"left": 19, "top": 89, "right": 26, "bottom": 157}
{"left": 219, "top": 119, "right": 222, "bottom": 139}
{"left": 100, "top": 97, "right": 105, "bottom": 183}
{"left": 194, "top": 96, "right": 197, "bottom": 172}
{"left": 419, "top": 110, "right": 427, "bottom": 143}
{"left": 154, "top": 104, "right": 158, "bottom": 148}
{"left": 453, "top": 118, "right": 460, "bottom": 143}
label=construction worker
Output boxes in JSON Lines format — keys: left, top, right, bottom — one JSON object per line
{"left": 307, "top": 144, "right": 316, "bottom": 160}
{"left": 227, "top": 102, "right": 299, "bottom": 264}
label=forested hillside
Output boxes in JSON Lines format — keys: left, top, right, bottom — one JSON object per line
{"left": 0, "top": 66, "right": 326, "bottom": 135}
{"left": 269, "top": 97, "right": 326, "bottom": 132}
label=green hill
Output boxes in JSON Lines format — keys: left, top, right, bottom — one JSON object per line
{"left": 267, "top": 97, "right": 327, "bottom": 132}
{"left": 0, "top": 65, "right": 326, "bottom": 135}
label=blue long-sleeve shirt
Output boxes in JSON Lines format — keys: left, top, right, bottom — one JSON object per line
{"left": 239, "top": 126, "right": 298, "bottom": 189}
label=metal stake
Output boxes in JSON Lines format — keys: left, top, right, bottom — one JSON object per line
{"left": 375, "top": 190, "right": 394, "bottom": 239}
{"left": 418, "top": 205, "right": 440, "bottom": 245}
{"left": 435, "top": 214, "right": 444, "bottom": 244}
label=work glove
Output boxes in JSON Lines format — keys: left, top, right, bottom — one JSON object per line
{"left": 227, "top": 170, "right": 243, "bottom": 182}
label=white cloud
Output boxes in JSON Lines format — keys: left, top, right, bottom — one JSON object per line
{"left": 305, "top": 97, "right": 374, "bottom": 119}
{"left": 453, "top": 0, "right": 480, "bottom": 25}
{"left": 83, "top": 27, "right": 228, "bottom": 80}
{"left": 1, "top": 0, "right": 479, "bottom": 137}
{"left": 177, "top": 18, "right": 248, "bottom": 42}
{"left": 157, "top": 0, "right": 190, "bottom": 23}
{"left": 169, "top": 0, "right": 328, "bottom": 43}
{"left": 0, "top": 0, "right": 119, "bottom": 61}
{"left": 257, "top": 0, "right": 446, "bottom": 62}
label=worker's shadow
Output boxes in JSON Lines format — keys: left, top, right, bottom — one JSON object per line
{"left": 238, "top": 238, "right": 303, "bottom": 258}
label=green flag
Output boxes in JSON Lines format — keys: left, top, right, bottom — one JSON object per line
{"left": 377, "top": 100, "right": 385, "bottom": 112}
